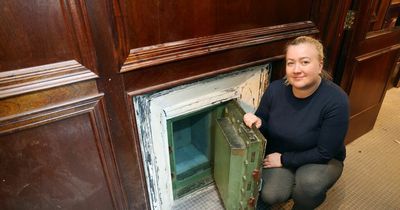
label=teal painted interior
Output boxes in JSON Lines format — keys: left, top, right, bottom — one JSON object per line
{"left": 168, "top": 103, "right": 225, "bottom": 199}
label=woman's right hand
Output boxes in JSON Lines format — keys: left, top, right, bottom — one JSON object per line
{"left": 243, "top": 113, "right": 262, "bottom": 129}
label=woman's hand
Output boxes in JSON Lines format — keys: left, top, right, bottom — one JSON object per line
{"left": 243, "top": 113, "right": 262, "bottom": 128}
{"left": 263, "top": 153, "right": 282, "bottom": 168}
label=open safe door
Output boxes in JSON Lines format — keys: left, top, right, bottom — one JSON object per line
{"left": 214, "top": 100, "right": 266, "bottom": 210}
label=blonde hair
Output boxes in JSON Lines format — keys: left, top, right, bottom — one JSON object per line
{"left": 283, "top": 36, "right": 331, "bottom": 85}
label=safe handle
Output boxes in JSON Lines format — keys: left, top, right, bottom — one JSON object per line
{"left": 252, "top": 169, "right": 260, "bottom": 181}
{"left": 248, "top": 197, "right": 256, "bottom": 207}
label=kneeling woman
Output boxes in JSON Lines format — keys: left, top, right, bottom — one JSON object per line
{"left": 243, "top": 36, "right": 349, "bottom": 210}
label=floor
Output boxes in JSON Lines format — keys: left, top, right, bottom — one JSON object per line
{"left": 317, "top": 87, "right": 400, "bottom": 210}
{"left": 173, "top": 87, "right": 400, "bottom": 210}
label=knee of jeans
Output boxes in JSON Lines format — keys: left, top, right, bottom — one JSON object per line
{"left": 261, "top": 188, "right": 291, "bottom": 205}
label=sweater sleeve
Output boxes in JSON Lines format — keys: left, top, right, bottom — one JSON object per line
{"left": 281, "top": 96, "right": 349, "bottom": 168}
{"left": 255, "top": 84, "right": 273, "bottom": 135}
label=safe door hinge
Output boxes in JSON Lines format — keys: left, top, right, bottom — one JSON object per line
{"left": 344, "top": 10, "right": 356, "bottom": 30}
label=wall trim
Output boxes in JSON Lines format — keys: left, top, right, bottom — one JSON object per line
{"left": 0, "top": 60, "right": 98, "bottom": 99}
{"left": 121, "top": 21, "right": 318, "bottom": 72}
{"left": 0, "top": 93, "right": 103, "bottom": 135}
{"left": 356, "top": 44, "right": 400, "bottom": 61}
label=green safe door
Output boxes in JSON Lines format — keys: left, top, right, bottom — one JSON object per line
{"left": 214, "top": 100, "right": 266, "bottom": 210}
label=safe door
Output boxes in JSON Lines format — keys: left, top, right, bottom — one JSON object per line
{"left": 214, "top": 101, "right": 266, "bottom": 210}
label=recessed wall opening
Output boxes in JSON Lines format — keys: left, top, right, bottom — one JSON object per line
{"left": 133, "top": 64, "right": 270, "bottom": 209}
{"left": 168, "top": 103, "right": 225, "bottom": 199}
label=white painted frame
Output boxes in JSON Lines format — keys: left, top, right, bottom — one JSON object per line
{"left": 133, "top": 64, "right": 270, "bottom": 210}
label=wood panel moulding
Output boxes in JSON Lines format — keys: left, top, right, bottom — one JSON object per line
{"left": 0, "top": 60, "right": 98, "bottom": 99}
{"left": 0, "top": 80, "right": 100, "bottom": 134}
{"left": 84, "top": 98, "right": 127, "bottom": 210}
{"left": 311, "top": 0, "right": 351, "bottom": 76}
{"left": 60, "top": 0, "right": 97, "bottom": 71}
{"left": 362, "top": 28, "right": 400, "bottom": 54}
{"left": 349, "top": 46, "right": 400, "bottom": 115}
{"left": 121, "top": 21, "right": 318, "bottom": 73}
{"left": 356, "top": 43, "right": 400, "bottom": 61}
{"left": 0, "top": 98, "right": 126, "bottom": 209}
{"left": 0, "top": 0, "right": 96, "bottom": 72}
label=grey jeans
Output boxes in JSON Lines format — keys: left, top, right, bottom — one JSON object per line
{"left": 259, "top": 159, "right": 343, "bottom": 210}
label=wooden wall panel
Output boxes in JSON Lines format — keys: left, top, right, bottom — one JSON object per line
{"left": 214, "top": 0, "right": 312, "bottom": 33}
{"left": 349, "top": 46, "right": 400, "bottom": 116}
{"left": 312, "top": 0, "right": 352, "bottom": 76}
{"left": 159, "top": 0, "right": 216, "bottom": 42}
{"left": 0, "top": 0, "right": 95, "bottom": 72}
{"left": 0, "top": 104, "right": 115, "bottom": 210}
{"left": 0, "top": 0, "right": 72, "bottom": 71}
{"left": 123, "top": 28, "right": 318, "bottom": 95}
{"left": 369, "top": 0, "right": 391, "bottom": 31}
{"left": 0, "top": 81, "right": 99, "bottom": 134}
{"left": 339, "top": 0, "right": 400, "bottom": 143}
{"left": 121, "top": 21, "right": 318, "bottom": 73}
{"left": 113, "top": 0, "right": 343, "bottom": 208}
{"left": 0, "top": 61, "right": 97, "bottom": 100}
{"left": 120, "top": 0, "right": 313, "bottom": 51}
{"left": 5, "top": 0, "right": 391, "bottom": 209}
{"left": 0, "top": 0, "right": 125, "bottom": 209}
{"left": 0, "top": 79, "right": 125, "bottom": 209}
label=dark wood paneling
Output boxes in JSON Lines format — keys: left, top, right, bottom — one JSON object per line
{"left": 159, "top": 0, "right": 216, "bottom": 42}
{"left": 0, "top": 60, "right": 97, "bottom": 99}
{"left": 369, "top": 0, "right": 391, "bottom": 31}
{"left": 339, "top": 0, "right": 400, "bottom": 143}
{"left": 312, "top": 0, "right": 352, "bottom": 76}
{"left": 0, "top": 0, "right": 125, "bottom": 209}
{"left": 122, "top": 21, "right": 317, "bottom": 72}
{"left": 0, "top": 81, "right": 99, "bottom": 134}
{"left": 7, "top": 0, "right": 398, "bottom": 209}
{"left": 0, "top": 0, "right": 72, "bottom": 71}
{"left": 119, "top": 0, "right": 160, "bottom": 49}
{"left": 360, "top": 29, "right": 400, "bottom": 53}
{"left": 349, "top": 47, "right": 400, "bottom": 115}
{"left": 60, "top": 0, "right": 97, "bottom": 71}
{"left": 345, "top": 105, "right": 381, "bottom": 144}
{"left": 214, "top": 0, "right": 312, "bottom": 34}
{"left": 85, "top": 0, "right": 148, "bottom": 209}
{"left": 0, "top": 110, "right": 114, "bottom": 210}
{"left": 119, "top": 0, "right": 313, "bottom": 51}
{"left": 123, "top": 37, "right": 312, "bottom": 95}
{"left": 114, "top": 1, "right": 320, "bottom": 208}
{"left": 0, "top": 0, "right": 95, "bottom": 72}
{"left": 0, "top": 80, "right": 125, "bottom": 209}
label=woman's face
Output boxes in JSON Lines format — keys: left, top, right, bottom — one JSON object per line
{"left": 285, "top": 43, "right": 323, "bottom": 92}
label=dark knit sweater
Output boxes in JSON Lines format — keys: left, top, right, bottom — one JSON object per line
{"left": 255, "top": 79, "right": 349, "bottom": 168}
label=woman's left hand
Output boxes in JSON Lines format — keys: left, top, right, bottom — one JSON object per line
{"left": 263, "top": 152, "right": 283, "bottom": 168}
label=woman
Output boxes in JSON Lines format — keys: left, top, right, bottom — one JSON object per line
{"left": 243, "top": 36, "right": 349, "bottom": 210}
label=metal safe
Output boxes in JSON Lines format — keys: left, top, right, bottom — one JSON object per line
{"left": 167, "top": 100, "right": 266, "bottom": 210}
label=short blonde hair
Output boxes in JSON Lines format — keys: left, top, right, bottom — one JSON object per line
{"left": 283, "top": 36, "right": 331, "bottom": 85}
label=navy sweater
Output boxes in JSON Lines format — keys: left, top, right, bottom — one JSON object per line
{"left": 255, "top": 79, "right": 349, "bottom": 168}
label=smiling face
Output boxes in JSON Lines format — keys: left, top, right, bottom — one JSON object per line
{"left": 285, "top": 42, "right": 323, "bottom": 97}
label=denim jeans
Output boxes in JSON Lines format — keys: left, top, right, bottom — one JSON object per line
{"left": 260, "top": 159, "right": 343, "bottom": 210}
